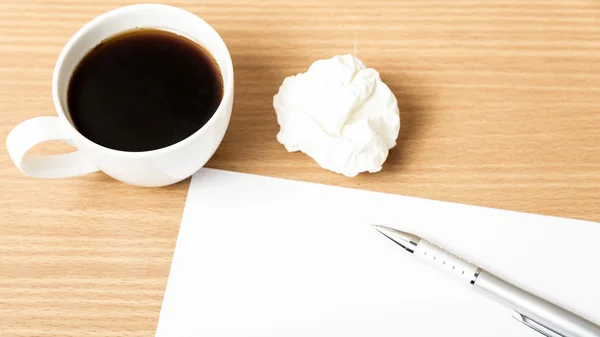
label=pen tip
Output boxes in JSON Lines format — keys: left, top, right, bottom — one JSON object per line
{"left": 370, "top": 224, "right": 386, "bottom": 232}
{"left": 369, "top": 224, "right": 421, "bottom": 253}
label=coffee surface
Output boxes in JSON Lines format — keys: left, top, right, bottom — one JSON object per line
{"left": 67, "top": 28, "right": 223, "bottom": 152}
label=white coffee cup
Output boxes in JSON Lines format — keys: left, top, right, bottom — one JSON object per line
{"left": 6, "top": 4, "right": 234, "bottom": 187}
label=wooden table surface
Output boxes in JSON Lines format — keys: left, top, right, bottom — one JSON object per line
{"left": 1, "top": 0, "right": 599, "bottom": 336}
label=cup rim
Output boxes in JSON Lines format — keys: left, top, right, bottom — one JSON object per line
{"left": 52, "top": 3, "right": 234, "bottom": 158}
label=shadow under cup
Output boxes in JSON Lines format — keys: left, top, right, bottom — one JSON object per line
{"left": 54, "top": 4, "right": 234, "bottom": 154}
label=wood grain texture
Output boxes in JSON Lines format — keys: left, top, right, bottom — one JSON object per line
{"left": 1, "top": 0, "right": 599, "bottom": 336}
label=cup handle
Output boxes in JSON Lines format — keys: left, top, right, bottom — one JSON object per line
{"left": 6, "top": 116, "right": 100, "bottom": 178}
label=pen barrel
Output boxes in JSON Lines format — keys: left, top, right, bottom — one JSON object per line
{"left": 473, "top": 270, "right": 600, "bottom": 337}
{"left": 414, "top": 240, "right": 480, "bottom": 286}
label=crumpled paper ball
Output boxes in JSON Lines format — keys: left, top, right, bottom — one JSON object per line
{"left": 273, "top": 54, "right": 400, "bottom": 177}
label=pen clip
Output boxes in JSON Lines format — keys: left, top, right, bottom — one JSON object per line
{"left": 511, "top": 311, "right": 565, "bottom": 337}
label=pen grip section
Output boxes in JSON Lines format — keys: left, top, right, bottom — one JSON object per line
{"left": 414, "top": 240, "right": 479, "bottom": 286}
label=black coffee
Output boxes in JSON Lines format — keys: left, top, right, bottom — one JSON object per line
{"left": 67, "top": 28, "right": 223, "bottom": 152}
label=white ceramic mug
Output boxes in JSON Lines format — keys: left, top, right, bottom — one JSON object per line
{"left": 6, "top": 4, "right": 234, "bottom": 187}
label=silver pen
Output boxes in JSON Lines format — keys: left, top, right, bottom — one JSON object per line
{"left": 371, "top": 225, "right": 600, "bottom": 337}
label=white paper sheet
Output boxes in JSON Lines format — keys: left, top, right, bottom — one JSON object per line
{"left": 156, "top": 168, "right": 600, "bottom": 337}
